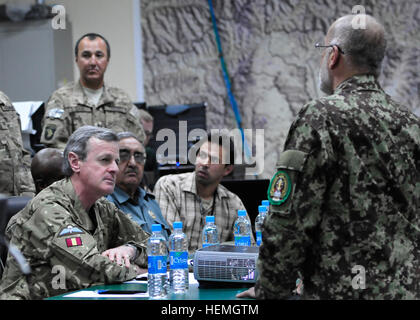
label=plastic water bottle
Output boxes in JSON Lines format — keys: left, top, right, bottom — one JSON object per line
{"left": 261, "top": 200, "right": 270, "bottom": 215}
{"left": 202, "top": 216, "right": 219, "bottom": 248}
{"left": 147, "top": 224, "right": 168, "bottom": 299}
{"left": 234, "top": 210, "right": 251, "bottom": 246}
{"left": 255, "top": 205, "right": 268, "bottom": 246}
{"left": 169, "top": 221, "right": 189, "bottom": 294}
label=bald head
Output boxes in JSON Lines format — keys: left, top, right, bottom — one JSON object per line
{"left": 326, "top": 14, "right": 386, "bottom": 77}
{"left": 31, "top": 148, "right": 65, "bottom": 194}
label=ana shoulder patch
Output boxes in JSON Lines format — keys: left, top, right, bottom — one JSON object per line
{"left": 267, "top": 170, "right": 292, "bottom": 205}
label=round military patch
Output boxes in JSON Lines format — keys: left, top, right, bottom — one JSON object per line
{"left": 267, "top": 170, "right": 291, "bottom": 205}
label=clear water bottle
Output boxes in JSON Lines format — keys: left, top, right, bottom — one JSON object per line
{"left": 169, "top": 221, "right": 189, "bottom": 294}
{"left": 261, "top": 200, "right": 270, "bottom": 213}
{"left": 234, "top": 210, "right": 251, "bottom": 246}
{"left": 147, "top": 224, "right": 168, "bottom": 299}
{"left": 262, "top": 200, "right": 270, "bottom": 216}
{"left": 202, "top": 216, "right": 219, "bottom": 248}
{"left": 255, "top": 205, "right": 268, "bottom": 246}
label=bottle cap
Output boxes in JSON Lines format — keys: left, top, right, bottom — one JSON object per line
{"left": 238, "top": 210, "right": 247, "bottom": 217}
{"left": 152, "top": 224, "right": 162, "bottom": 232}
{"left": 258, "top": 205, "right": 267, "bottom": 213}
{"left": 261, "top": 200, "right": 270, "bottom": 207}
{"left": 206, "top": 216, "right": 215, "bottom": 223}
{"left": 173, "top": 221, "right": 183, "bottom": 229}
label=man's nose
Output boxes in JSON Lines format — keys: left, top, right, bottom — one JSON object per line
{"left": 128, "top": 154, "right": 137, "bottom": 166}
{"left": 109, "top": 160, "right": 119, "bottom": 174}
{"left": 88, "top": 55, "right": 98, "bottom": 65}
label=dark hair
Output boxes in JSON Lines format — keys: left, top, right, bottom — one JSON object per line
{"left": 196, "top": 132, "right": 236, "bottom": 166}
{"left": 63, "top": 126, "right": 118, "bottom": 177}
{"left": 74, "top": 33, "right": 111, "bottom": 60}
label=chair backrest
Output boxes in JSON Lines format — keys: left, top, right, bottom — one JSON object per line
{"left": 0, "top": 195, "right": 32, "bottom": 277}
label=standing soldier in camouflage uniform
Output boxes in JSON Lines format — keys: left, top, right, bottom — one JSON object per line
{"left": 40, "top": 33, "right": 145, "bottom": 150}
{"left": 0, "top": 91, "right": 35, "bottom": 197}
{"left": 0, "top": 126, "right": 150, "bottom": 300}
{"left": 238, "top": 14, "right": 420, "bottom": 299}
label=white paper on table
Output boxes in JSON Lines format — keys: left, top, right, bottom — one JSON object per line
{"left": 63, "top": 290, "right": 149, "bottom": 299}
{"left": 64, "top": 272, "right": 199, "bottom": 298}
{"left": 124, "top": 272, "right": 199, "bottom": 285}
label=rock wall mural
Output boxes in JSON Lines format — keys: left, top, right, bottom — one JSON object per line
{"left": 141, "top": 0, "right": 420, "bottom": 179}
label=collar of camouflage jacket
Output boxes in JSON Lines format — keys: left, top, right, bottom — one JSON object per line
{"left": 72, "top": 80, "right": 114, "bottom": 107}
{"left": 60, "top": 177, "right": 98, "bottom": 231}
{"left": 334, "top": 74, "right": 382, "bottom": 95}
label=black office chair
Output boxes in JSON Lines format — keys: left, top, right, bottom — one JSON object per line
{"left": 0, "top": 195, "right": 32, "bottom": 278}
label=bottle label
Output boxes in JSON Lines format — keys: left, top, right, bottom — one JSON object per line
{"left": 235, "top": 235, "right": 251, "bottom": 246}
{"left": 170, "top": 251, "right": 188, "bottom": 269}
{"left": 148, "top": 255, "right": 167, "bottom": 274}
{"left": 256, "top": 231, "right": 262, "bottom": 246}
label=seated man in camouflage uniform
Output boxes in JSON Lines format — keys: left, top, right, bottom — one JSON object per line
{"left": 40, "top": 33, "right": 145, "bottom": 150}
{"left": 0, "top": 126, "right": 150, "bottom": 300}
{"left": 0, "top": 90, "right": 35, "bottom": 197}
{"left": 239, "top": 14, "right": 420, "bottom": 299}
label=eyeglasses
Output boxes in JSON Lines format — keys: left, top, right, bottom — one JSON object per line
{"left": 315, "top": 42, "right": 345, "bottom": 55}
{"left": 119, "top": 149, "right": 146, "bottom": 164}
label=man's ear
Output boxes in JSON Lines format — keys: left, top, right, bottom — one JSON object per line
{"left": 223, "top": 164, "right": 234, "bottom": 177}
{"left": 328, "top": 46, "right": 341, "bottom": 69}
{"left": 68, "top": 152, "right": 81, "bottom": 174}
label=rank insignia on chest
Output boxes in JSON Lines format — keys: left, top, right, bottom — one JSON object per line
{"left": 267, "top": 170, "right": 291, "bottom": 205}
{"left": 65, "top": 237, "right": 83, "bottom": 247}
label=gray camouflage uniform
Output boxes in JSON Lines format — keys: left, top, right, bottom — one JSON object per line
{"left": 0, "top": 178, "right": 150, "bottom": 300}
{"left": 0, "top": 91, "right": 35, "bottom": 197}
{"left": 257, "top": 75, "right": 420, "bottom": 299}
{"left": 40, "top": 81, "right": 145, "bottom": 149}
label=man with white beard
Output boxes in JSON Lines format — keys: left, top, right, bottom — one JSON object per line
{"left": 238, "top": 14, "right": 420, "bottom": 299}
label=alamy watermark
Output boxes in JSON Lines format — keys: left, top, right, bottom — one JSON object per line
{"left": 51, "top": 5, "right": 66, "bottom": 30}
{"left": 51, "top": 264, "right": 66, "bottom": 290}
{"left": 155, "top": 121, "right": 265, "bottom": 176}
{"left": 351, "top": 5, "right": 367, "bottom": 30}
{"left": 351, "top": 265, "right": 366, "bottom": 290}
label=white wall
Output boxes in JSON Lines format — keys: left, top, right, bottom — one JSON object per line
{"left": 0, "top": 0, "right": 142, "bottom": 101}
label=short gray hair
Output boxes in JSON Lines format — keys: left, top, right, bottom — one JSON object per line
{"left": 116, "top": 131, "right": 141, "bottom": 142}
{"left": 63, "top": 126, "right": 118, "bottom": 177}
{"left": 329, "top": 15, "right": 386, "bottom": 77}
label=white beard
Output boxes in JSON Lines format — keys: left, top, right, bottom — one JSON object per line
{"left": 318, "top": 53, "right": 334, "bottom": 95}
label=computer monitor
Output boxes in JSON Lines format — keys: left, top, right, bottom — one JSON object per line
{"left": 140, "top": 102, "right": 207, "bottom": 166}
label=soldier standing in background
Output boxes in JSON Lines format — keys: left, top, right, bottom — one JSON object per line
{"left": 0, "top": 91, "right": 35, "bottom": 197}
{"left": 239, "top": 14, "right": 420, "bottom": 299}
{"left": 40, "top": 33, "right": 145, "bottom": 150}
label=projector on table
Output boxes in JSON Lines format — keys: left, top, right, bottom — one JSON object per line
{"left": 193, "top": 244, "right": 259, "bottom": 287}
